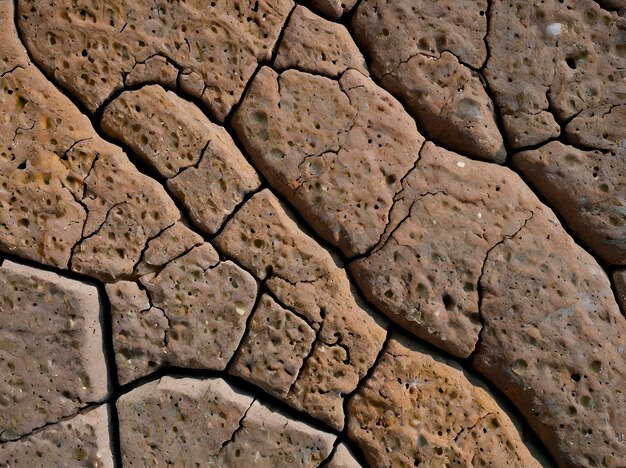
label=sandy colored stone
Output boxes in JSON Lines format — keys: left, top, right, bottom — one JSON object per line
{"left": 124, "top": 55, "right": 178, "bottom": 89}
{"left": 513, "top": 141, "right": 626, "bottom": 264}
{"left": 325, "top": 443, "right": 362, "bottom": 468}
{"left": 0, "top": 405, "right": 113, "bottom": 468}
{"left": 303, "top": 0, "right": 358, "bottom": 18}
{"left": 613, "top": 270, "right": 626, "bottom": 314}
{"left": 351, "top": 142, "right": 541, "bottom": 358}
{"left": 485, "top": 0, "right": 626, "bottom": 148}
{"left": 215, "top": 190, "right": 387, "bottom": 430}
{"left": 17, "top": 0, "right": 294, "bottom": 120}
{"left": 347, "top": 338, "right": 540, "bottom": 468}
{"left": 274, "top": 6, "right": 368, "bottom": 77}
{"left": 503, "top": 111, "right": 561, "bottom": 149}
{"left": 566, "top": 104, "right": 626, "bottom": 151}
{"left": 352, "top": 0, "right": 506, "bottom": 162}
{"left": 474, "top": 212, "right": 626, "bottom": 467}
{"left": 229, "top": 294, "right": 316, "bottom": 397}
{"left": 0, "top": 261, "right": 108, "bottom": 441}
{"left": 102, "top": 85, "right": 261, "bottom": 235}
{"left": 233, "top": 67, "right": 423, "bottom": 258}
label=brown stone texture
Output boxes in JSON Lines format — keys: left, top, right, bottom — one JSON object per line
{"left": 303, "top": 0, "right": 359, "bottom": 18}
{"left": 347, "top": 338, "right": 539, "bottom": 468}
{"left": 566, "top": 104, "right": 626, "bottom": 152}
{"left": 613, "top": 269, "right": 626, "bottom": 314}
{"left": 16, "top": 0, "right": 294, "bottom": 120}
{"left": 215, "top": 190, "right": 387, "bottom": 430}
{"left": 101, "top": 84, "right": 261, "bottom": 234}
{"left": 325, "top": 443, "right": 363, "bottom": 468}
{"left": 0, "top": 405, "right": 113, "bottom": 467}
{"left": 0, "top": 260, "right": 108, "bottom": 441}
{"left": 233, "top": 67, "right": 424, "bottom": 258}
{"left": 352, "top": 0, "right": 506, "bottom": 163}
{"left": 485, "top": 0, "right": 626, "bottom": 149}
{"left": 275, "top": 6, "right": 368, "bottom": 78}
{"left": 514, "top": 142, "right": 626, "bottom": 265}
{"left": 117, "top": 376, "right": 335, "bottom": 467}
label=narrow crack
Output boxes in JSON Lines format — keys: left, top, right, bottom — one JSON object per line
{"left": 216, "top": 398, "right": 256, "bottom": 457}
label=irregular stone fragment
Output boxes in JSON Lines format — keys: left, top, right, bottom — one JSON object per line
{"left": 513, "top": 141, "right": 626, "bottom": 264}
{"left": 325, "top": 444, "right": 363, "bottom": 468}
{"left": 102, "top": 85, "right": 261, "bottom": 234}
{"left": 566, "top": 104, "right": 626, "bottom": 151}
{"left": 613, "top": 269, "right": 626, "bottom": 314}
{"left": 0, "top": 261, "right": 108, "bottom": 441}
{"left": 503, "top": 111, "right": 561, "bottom": 149}
{"left": 233, "top": 67, "right": 423, "bottom": 257}
{"left": 302, "top": 0, "right": 359, "bottom": 18}
{"left": 229, "top": 294, "right": 316, "bottom": 397}
{"left": 474, "top": 212, "right": 626, "bottom": 467}
{"left": 352, "top": 0, "right": 506, "bottom": 162}
{"left": 124, "top": 55, "right": 178, "bottom": 89}
{"left": 351, "top": 143, "right": 541, "bottom": 357}
{"left": 485, "top": 0, "right": 626, "bottom": 148}
{"left": 215, "top": 190, "right": 387, "bottom": 430}
{"left": 347, "top": 338, "right": 539, "bottom": 468}
{"left": 17, "top": 0, "right": 294, "bottom": 120}
{"left": 0, "top": 405, "right": 113, "bottom": 467}
{"left": 117, "top": 376, "right": 335, "bottom": 466}
{"left": 274, "top": 6, "right": 368, "bottom": 77}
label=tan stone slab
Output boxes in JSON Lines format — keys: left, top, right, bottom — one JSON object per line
{"left": 325, "top": 443, "right": 363, "bottom": 468}
{"left": 566, "top": 104, "right": 626, "bottom": 152}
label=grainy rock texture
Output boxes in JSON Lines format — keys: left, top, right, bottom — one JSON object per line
{"left": 215, "top": 190, "right": 387, "bottom": 430}
{"left": 17, "top": 0, "right": 294, "bottom": 120}
{"left": 566, "top": 104, "right": 626, "bottom": 151}
{"left": 304, "top": 0, "right": 359, "bottom": 19}
{"left": 514, "top": 142, "right": 626, "bottom": 265}
{"left": 0, "top": 405, "right": 113, "bottom": 467}
{"left": 325, "top": 444, "right": 363, "bottom": 468}
{"left": 0, "top": 261, "right": 108, "bottom": 441}
{"left": 117, "top": 376, "right": 336, "bottom": 467}
{"left": 613, "top": 270, "right": 626, "bottom": 314}
{"left": 347, "top": 338, "right": 539, "bottom": 468}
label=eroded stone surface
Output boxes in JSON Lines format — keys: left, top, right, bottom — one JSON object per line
{"left": 233, "top": 67, "right": 424, "bottom": 258}
{"left": 325, "top": 443, "right": 362, "bottom": 468}
{"left": 566, "top": 104, "right": 626, "bottom": 151}
{"left": 117, "top": 376, "right": 335, "bottom": 467}
{"left": 514, "top": 141, "right": 626, "bottom": 265}
{"left": 613, "top": 269, "right": 626, "bottom": 314}
{"left": 0, "top": 405, "right": 113, "bottom": 468}
{"left": 275, "top": 6, "right": 368, "bottom": 78}
{"left": 352, "top": 0, "right": 506, "bottom": 162}
{"left": 351, "top": 142, "right": 542, "bottom": 357}
{"left": 474, "top": 212, "right": 626, "bottom": 467}
{"left": 0, "top": 261, "right": 108, "bottom": 441}
{"left": 17, "top": 0, "right": 294, "bottom": 120}
{"left": 229, "top": 294, "right": 317, "bottom": 397}
{"left": 215, "top": 190, "right": 387, "bottom": 430}
{"left": 347, "top": 338, "right": 539, "bottom": 467}
{"left": 108, "top": 243, "right": 257, "bottom": 384}
{"left": 486, "top": 0, "right": 626, "bottom": 148}
{"left": 303, "top": 0, "right": 359, "bottom": 18}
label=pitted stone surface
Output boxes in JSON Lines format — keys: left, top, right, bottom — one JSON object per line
{"left": 352, "top": 0, "right": 506, "bottom": 163}
{"left": 0, "top": 261, "right": 108, "bottom": 441}
{"left": 274, "top": 6, "right": 368, "bottom": 78}
{"left": 233, "top": 67, "right": 424, "bottom": 258}
{"left": 347, "top": 338, "right": 539, "bottom": 468}
{"left": 215, "top": 190, "right": 387, "bottom": 430}
{"left": 613, "top": 270, "right": 626, "bottom": 314}
{"left": 566, "top": 105, "right": 626, "bottom": 152}
{"left": 304, "top": 0, "right": 359, "bottom": 18}
{"left": 514, "top": 141, "right": 626, "bottom": 265}
{"left": 0, "top": 405, "right": 113, "bottom": 467}
{"left": 17, "top": 0, "right": 294, "bottom": 120}
{"left": 485, "top": 0, "right": 626, "bottom": 149}
{"left": 117, "top": 376, "right": 335, "bottom": 467}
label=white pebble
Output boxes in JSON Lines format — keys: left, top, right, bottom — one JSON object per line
{"left": 546, "top": 23, "right": 562, "bottom": 37}
{"left": 456, "top": 161, "right": 466, "bottom": 168}
{"left": 477, "top": 212, "right": 482, "bottom": 219}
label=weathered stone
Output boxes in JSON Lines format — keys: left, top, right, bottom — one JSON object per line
{"left": 566, "top": 104, "right": 626, "bottom": 151}
{"left": 325, "top": 443, "right": 363, "bottom": 468}
{"left": 351, "top": 142, "right": 541, "bottom": 357}
{"left": 17, "top": 0, "right": 294, "bottom": 120}
{"left": 0, "top": 405, "right": 113, "bottom": 467}
{"left": 613, "top": 269, "right": 626, "bottom": 314}
{"left": 102, "top": 85, "right": 261, "bottom": 235}
{"left": 233, "top": 67, "right": 423, "bottom": 258}
{"left": 274, "top": 6, "right": 368, "bottom": 77}
{"left": 485, "top": 0, "right": 626, "bottom": 148}
{"left": 229, "top": 294, "right": 317, "bottom": 397}
{"left": 513, "top": 141, "right": 626, "bottom": 264}
{"left": 117, "top": 376, "right": 335, "bottom": 466}
{"left": 503, "top": 111, "right": 561, "bottom": 149}
{"left": 352, "top": 0, "right": 506, "bottom": 162}
{"left": 124, "top": 55, "right": 178, "bottom": 89}
{"left": 595, "top": 0, "right": 626, "bottom": 9}
{"left": 0, "top": 261, "right": 108, "bottom": 441}
{"left": 215, "top": 190, "right": 387, "bottom": 430}
{"left": 302, "top": 0, "right": 359, "bottom": 18}
{"left": 347, "top": 338, "right": 539, "bottom": 468}
{"left": 474, "top": 211, "right": 626, "bottom": 467}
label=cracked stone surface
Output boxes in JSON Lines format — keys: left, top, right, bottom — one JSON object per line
{"left": 0, "top": 405, "right": 113, "bottom": 467}
{"left": 347, "top": 337, "right": 540, "bottom": 467}
{"left": 0, "top": 260, "right": 108, "bottom": 441}
{"left": 2, "top": 0, "right": 626, "bottom": 465}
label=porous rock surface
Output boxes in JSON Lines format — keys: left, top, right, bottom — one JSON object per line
{"left": 614, "top": 270, "right": 626, "bottom": 315}
{"left": 1, "top": 0, "right": 626, "bottom": 466}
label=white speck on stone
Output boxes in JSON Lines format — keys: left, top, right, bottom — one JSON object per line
{"left": 432, "top": 219, "right": 437, "bottom": 225}
{"left": 477, "top": 212, "right": 482, "bottom": 219}
{"left": 456, "top": 161, "right": 466, "bottom": 168}
{"left": 546, "top": 23, "right": 562, "bottom": 37}
{"left": 236, "top": 306, "right": 246, "bottom": 315}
